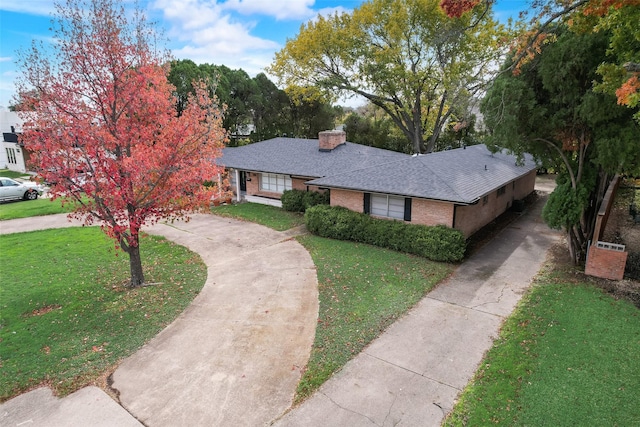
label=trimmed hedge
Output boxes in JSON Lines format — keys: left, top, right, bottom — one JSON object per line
{"left": 305, "top": 205, "right": 466, "bottom": 262}
{"left": 281, "top": 189, "right": 330, "bottom": 213}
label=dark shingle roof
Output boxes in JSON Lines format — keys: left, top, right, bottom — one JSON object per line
{"left": 306, "top": 144, "right": 537, "bottom": 204}
{"left": 219, "top": 137, "right": 410, "bottom": 178}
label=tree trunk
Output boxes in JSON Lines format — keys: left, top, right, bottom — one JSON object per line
{"left": 128, "top": 244, "right": 145, "bottom": 287}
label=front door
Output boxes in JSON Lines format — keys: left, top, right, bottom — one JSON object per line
{"left": 240, "top": 171, "right": 247, "bottom": 192}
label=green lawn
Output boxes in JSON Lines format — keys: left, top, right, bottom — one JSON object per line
{"left": 444, "top": 263, "right": 640, "bottom": 426}
{"left": 294, "top": 235, "right": 453, "bottom": 402}
{"left": 0, "top": 169, "right": 30, "bottom": 179}
{"left": 0, "top": 197, "right": 77, "bottom": 220}
{"left": 212, "top": 202, "right": 304, "bottom": 231}
{"left": 0, "top": 227, "right": 207, "bottom": 401}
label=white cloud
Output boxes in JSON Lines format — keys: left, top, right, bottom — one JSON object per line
{"left": 221, "top": 0, "right": 316, "bottom": 20}
{"left": 151, "top": 0, "right": 283, "bottom": 74}
{"left": 0, "top": 57, "right": 12, "bottom": 62}
{"left": 0, "top": 0, "right": 55, "bottom": 16}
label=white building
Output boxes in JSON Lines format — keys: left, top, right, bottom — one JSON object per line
{"left": 1, "top": 110, "right": 28, "bottom": 173}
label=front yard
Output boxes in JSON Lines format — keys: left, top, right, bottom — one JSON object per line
{"left": 3, "top": 197, "right": 637, "bottom": 423}
{"left": 0, "top": 227, "right": 207, "bottom": 401}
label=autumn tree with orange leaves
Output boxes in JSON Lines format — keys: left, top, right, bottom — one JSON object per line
{"left": 15, "top": 0, "right": 227, "bottom": 287}
{"left": 441, "top": 0, "right": 640, "bottom": 118}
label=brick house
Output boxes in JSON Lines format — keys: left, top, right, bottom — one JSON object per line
{"left": 220, "top": 130, "right": 537, "bottom": 237}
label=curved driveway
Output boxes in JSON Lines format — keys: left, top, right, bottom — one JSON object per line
{"left": 0, "top": 213, "right": 319, "bottom": 426}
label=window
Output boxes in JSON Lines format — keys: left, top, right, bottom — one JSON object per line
{"left": 6, "top": 148, "right": 17, "bottom": 164}
{"left": 497, "top": 186, "right": 506, "bottom": 197}
{"left": 260, "top": 173, "right": 291, "bottom": 193}
{"left": 482, "top": 195, "right": 489, "bottom": 205}
{"left": 370, "top": 194, "right": 405, "bottom": 220}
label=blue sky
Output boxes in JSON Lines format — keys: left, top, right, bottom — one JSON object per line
{"left": 0, "top": 0, "right": 529, "bottom": 109}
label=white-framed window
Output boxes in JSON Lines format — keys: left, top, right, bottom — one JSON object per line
{"left": 260, "top": 173, "right": 292, "bottom": 193}
{"left": 6, "top": 147, "right": 17, "bottom": 164}
{"left": 371, "top": 194, "right": 405, "bottom": 220}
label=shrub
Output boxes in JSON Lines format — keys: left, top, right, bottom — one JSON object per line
{"left": 304, "top": 190, "right": 330, "bottom": 210}
{"left": 282, "top": 189, "right": 330, "bottom": 213}
{"left": 305, "top": 205, "right": 465, "bottom": 262}
{"left": 281, "top": 189, "right": 306, "bottom": 212}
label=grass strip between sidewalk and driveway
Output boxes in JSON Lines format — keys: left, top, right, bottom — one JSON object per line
{"left": 0, "top": 227, "right": 207, "bottom": 402}
{"left": 444, "top": 254, "right": 640, "bottom": 426}
{"left": 294, "top": 235, "right": 453, "bottom": 403}
{"left": 212, "top": 202, "right": 304, "bottom": 231}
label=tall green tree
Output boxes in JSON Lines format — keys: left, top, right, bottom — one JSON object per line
{"left": 250, "top": 73, "right": 291, "bottom": 141}
{"left": 344, "top": 108, "right": 412, "bottom": 152}
{"left": 482, "top": 26, "right": 639, "bottom": 264}
{"left": 168, "top": 59, "right": 209, "bottom": 116}
{"left": 286, "top": 89, "right": 340, "bottom": 138}
{"left": 269, "top": 0, "right": 506, "bottom": 153}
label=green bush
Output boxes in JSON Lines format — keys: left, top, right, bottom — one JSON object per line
{"left": 304, "top": 190, "right": 330, "bottom": 210}
{"left": 282, "top": 189, "right": 306, "bottom": 212}
{"left": 282, "top": 189, "right": 330, "bottom": 213}
{"left": 305, "top": 205, "right": 465, "bottom": 262}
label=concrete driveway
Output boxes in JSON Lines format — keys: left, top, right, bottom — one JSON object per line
{"left": 0, "top": 214, "right": 318, "bottom": 426}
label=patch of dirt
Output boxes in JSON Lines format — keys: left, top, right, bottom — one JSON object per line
{"left": 23, "top": 304, "right": 62, "bottom": 317}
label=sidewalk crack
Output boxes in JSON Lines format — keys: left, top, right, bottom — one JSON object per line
{"left": 321, "top": 391, "right": 379, "bottom": 426}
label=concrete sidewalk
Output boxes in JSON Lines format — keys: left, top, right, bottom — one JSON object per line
{"left": 272, "top": 194, "right": 561, "bottom": 426}
{"left": 1, "top": 214, "right": 318, "bottom": 427}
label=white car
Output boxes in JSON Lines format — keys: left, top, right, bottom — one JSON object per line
{"left": 0, "top": 177, "right": 43, "bottom": 202}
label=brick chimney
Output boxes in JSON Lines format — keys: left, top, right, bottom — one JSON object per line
{"left": 318, "top": 130, "right": 346, "bottom": 152}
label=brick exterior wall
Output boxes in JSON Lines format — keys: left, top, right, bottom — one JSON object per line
{"left": 410, "top": 199, "right": 454, "bottom": 227}
{"left": 585, "top": 245, "right": 628, "bottom": 280}
{"left": 454, "top": 171, "right": 536, "bottom": 237}
{"left": 331, "top": 188, "right": 364, "bottom": 212}
{"left": 514, "top": 170, "right": 536, "bottom": 200}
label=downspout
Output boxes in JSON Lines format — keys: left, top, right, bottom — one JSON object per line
{"left": 452, "top": 204, "right": 457, "bottom": 229}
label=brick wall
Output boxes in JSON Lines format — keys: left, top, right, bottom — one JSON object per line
{"left": 455, "top": 193, "right": 510, "bottom": 237}
{"left": 411, "top": 199, "right": 454, "bottom": 227}
{"left": 585, "top": 245, "right": 628, "bottom": 281}
{"left": 331, "top": 188, "right": 364, "bottom": 212}
{"left": 514, "top": 170, "right": 536, "bottom": 200}
{"left": 454, "top": 172, "right": 535, "bottom": 237}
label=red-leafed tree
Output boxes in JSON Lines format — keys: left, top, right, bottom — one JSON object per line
{"left": 15, "top": 0, "right": 227, "bottom": 287}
